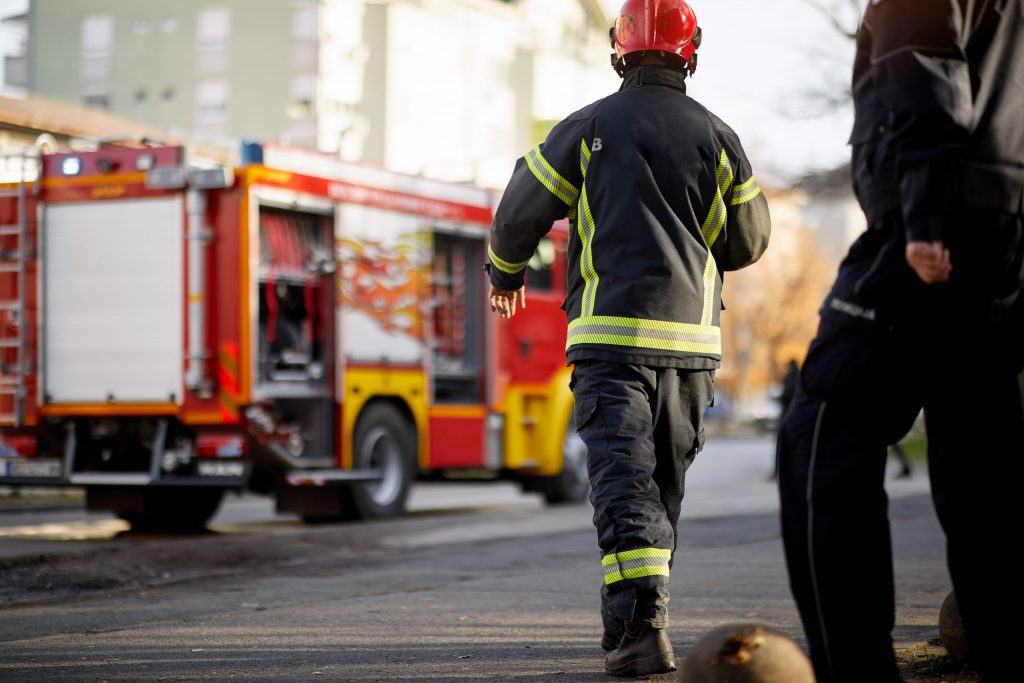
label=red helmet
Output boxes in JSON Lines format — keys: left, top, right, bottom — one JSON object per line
{"left": 610, "top": 0, "right": 702, "bottom": 77}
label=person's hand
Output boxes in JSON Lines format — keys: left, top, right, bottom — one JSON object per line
{"left": 489, "top": 285, "right": 526, "bottom": 319}
{"left": 906, "top": 241, "right": 952, "bottom": 284}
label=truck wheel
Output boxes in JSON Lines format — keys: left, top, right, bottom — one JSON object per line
{"left": 109, "top": 487, "right": 224, "bottom": 532}
{"left": 347, "top": 403, "right": 415, "bottom": 520}
{"left": 539, "top": 416, "right": 590, "bottom": 504}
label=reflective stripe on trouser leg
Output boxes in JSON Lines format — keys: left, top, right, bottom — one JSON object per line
{"left": 603, "top": 547, "right": 671, "bottom": 584}
{"left": 573, "top": 361, "right": 713, "bottom": 628}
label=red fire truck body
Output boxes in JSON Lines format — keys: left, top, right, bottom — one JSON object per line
{"left": 0, "top": 141, "right": 584, "bottom": 528}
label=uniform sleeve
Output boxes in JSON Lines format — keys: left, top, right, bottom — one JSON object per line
{"left": 705, "top": 126, "right": 771, "bottom": 272}
{"left": 488, "top": 119, "right": 585, "bottom": 290}
{"left": 866, "top": 0, "right": 974, "bottom": 242}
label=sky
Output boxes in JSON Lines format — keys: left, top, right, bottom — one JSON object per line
{"left": 601, "top": 0, "right": 861, "bottom": 181}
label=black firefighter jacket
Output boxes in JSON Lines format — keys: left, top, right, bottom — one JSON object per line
{"left": 488, "top": 66, "right": 771, "bottom": 368}
{"left": 851, "top": 0, "right": 1024, "bottom": 239}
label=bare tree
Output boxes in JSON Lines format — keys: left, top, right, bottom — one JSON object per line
{"left": 795, "top": 0, "right": 864, "bottom": 40}
{"left": 718, "top": 189, "right": 836, "bottom": 413}
{"left": 779, "top": 0, "right": 866, "bottom": 119}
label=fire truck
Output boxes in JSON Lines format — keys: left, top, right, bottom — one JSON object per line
{"left": 0, "top": 139, "right": 586, "bottom": 529}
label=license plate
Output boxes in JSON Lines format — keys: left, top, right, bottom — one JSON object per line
{"left": 2, "top": 458, "right": 63, "bottom": 478}
{"left": 197, "top": 460, "right": 245, "bottom": 478}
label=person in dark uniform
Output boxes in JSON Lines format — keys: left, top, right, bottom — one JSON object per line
{"left": 772, "top": 359, "right": 801, "bottom": 480}
{"left": 777, "top": 1, "right": 1024, "bottom": 681}
{"left": 486, "top": 0, "right": 770, "bottom": 676}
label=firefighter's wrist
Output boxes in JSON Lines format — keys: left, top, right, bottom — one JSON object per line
{"left": 484, "top": 262, "right": 525, "bottom": 292}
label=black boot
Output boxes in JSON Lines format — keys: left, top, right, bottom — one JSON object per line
{"left": 604, "top": 621, "right": 676, "bottom": 677}
{"left": 602, "top": 610, "right": 624, "bottom": 652}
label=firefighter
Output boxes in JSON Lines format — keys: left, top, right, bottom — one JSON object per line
{"left": 486, "top": 0, "right": 771, "bottom": 676}
{"left": 777, "top": 1, "right": 1024, "bottom": 681}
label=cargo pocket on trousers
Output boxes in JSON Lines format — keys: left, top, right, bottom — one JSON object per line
{"left": 573, "top": 394, "right": 599, "bottom": 433}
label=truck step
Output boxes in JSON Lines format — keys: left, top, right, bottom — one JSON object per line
{"left": 285, "top": 468, "right": 384, "bottom": 486}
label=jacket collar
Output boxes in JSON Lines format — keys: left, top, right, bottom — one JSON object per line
{"left": 619, "top": 66, "right": 688, "bottom": 93}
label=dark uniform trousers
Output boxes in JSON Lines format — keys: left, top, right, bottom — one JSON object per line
{"left": 779, "top": 213, "right": 1024, "bottom": 682}
{"left": 571, "top": 359, "right": 714, "bottom": 632}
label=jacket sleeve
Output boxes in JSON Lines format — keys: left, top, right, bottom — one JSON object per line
{"left": 866, "top": 0, "right": 975, "bottom": 243}
{"left": 488, "top": 119, "right": 585, "bottom": 290}
{"left": 707, "top": 124, "right": 771, "bottom": 272}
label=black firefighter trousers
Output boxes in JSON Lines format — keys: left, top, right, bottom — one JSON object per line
{"left": 571, "top": 360, "right": 714, "bottom": 633}
{"left": 778, "top": 213, "right": 1024, "bottom": 682}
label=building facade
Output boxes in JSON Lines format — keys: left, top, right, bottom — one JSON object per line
{"left": 28, "top": 0, "right": 617, "bottom": 189}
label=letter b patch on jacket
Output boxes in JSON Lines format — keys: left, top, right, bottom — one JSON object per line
{"left": 592, "top": 138, "right": 603, "bottom": 152}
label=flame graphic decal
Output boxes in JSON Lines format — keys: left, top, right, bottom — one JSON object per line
{"left": 337, "top": 233, "right": 430, "bottom": 340}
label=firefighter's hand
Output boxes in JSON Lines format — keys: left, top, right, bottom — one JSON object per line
{"left": 489, "top": 285, "right": 526, "bottom": 319}
{"left": 906, "top": 241, "right": 952, "bottom": 284}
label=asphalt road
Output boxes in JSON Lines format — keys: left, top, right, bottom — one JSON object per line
{"left": 0, "top": 437, "right": 962, "bottom": 681}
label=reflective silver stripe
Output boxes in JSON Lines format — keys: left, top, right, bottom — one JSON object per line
{"left": 807, "top": 401, "right": 837, "bottom": 678}
{"left": 731, "top": 176, "right": 761, "bottom": 206}
{"left": 487, "top": 244, "right": 530, "bottom": 275}
{"left": 700, "top": 252, "right": 717, "bottom": 326}
{"left": 603, "top": 557, "right": 670, "bottom": 576}
{"left": 566, "top": 315, "right": 721, "bottom": 355}
{"left": 525, "top": 146, "right": 578, "bottom": 207}
{"left": 717, "top": 149, "right": 734, "bottom": 194}
{"left": 577, "top": 140, "right": 599, "bottom": 316}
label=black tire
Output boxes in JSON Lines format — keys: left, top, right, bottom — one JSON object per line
{"left": 117, "top": 487, "right": 224, "bottom": 532}
{"left": 539, "top": 415, "right": 590, "bottom": 504}
{"left": 347, "top": 403, "right": 415, "bottom": 520}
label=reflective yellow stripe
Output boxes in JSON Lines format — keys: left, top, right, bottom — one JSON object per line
{"left": 601, "top": 547, "right": 672, "bottom": 566}
{"left": 700, "top": 253, "right": 717, "bottom": 326}
{"left": 525, "top": 146, "right": 578, "bottom": 207}
{"left": 701, "top": 149, "right": 734, "bottom": 248}
{"left": 487, "top": 243, "right": 529, "bottom": 275}
{"left": 696, "top": 148, "right": 733, "bottom": 325}
{"left": 602, "top": 547, "right": 672, "bottom": 586}
{"left": 566, "top": 315, "right": 721, "bottom": 355}
{"left": 701, "top": 188, "right": 726, "bottom": 247}
{"left": 730, "top": 176, "right": 761, "bottom": 206}
{"left": 577, "top": 139, "right": 599, "bottom": 316}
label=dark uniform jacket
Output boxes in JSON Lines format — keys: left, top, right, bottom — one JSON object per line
{"left": 851, "top": 0, "right": 1024, "bottom": 239}
{"left": 488, "top": 66, "right": 771, "bottom": 368}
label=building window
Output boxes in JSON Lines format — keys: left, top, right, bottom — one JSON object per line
{"left": 197, "top": 8, "right": 231, "bottom": 50}
{"left": 133, "top": 88, "right": 148, "bottom": 104}
{"left": 82, "top": 93, "right": 111, "bottom": 109}
{"left": 132, "top": 20, "right": 152, "bottom": 35}
{"left": 196, "top": 81, "right": 229, "bottom": 124}
{"left": 161, "top": 86, "right": 176, "bottom": 105}
{"left": 292, "top": 5, "right": 317, "bottom": 42}
{"left": 81, "top": 15, "right": 114, "bottom": 56}
{"left": 160, "top": 18, "right": 179, "bottom": 34}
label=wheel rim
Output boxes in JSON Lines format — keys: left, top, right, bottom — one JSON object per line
{"left": 361, "top": 426, "right": 403, "bottom": 506}
{"left": 563, "top": 427, "right": 589, "bottom": 493}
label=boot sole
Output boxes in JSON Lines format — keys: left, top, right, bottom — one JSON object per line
{"left": 604, "top": 652, "right": 677, "bottom": 678}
